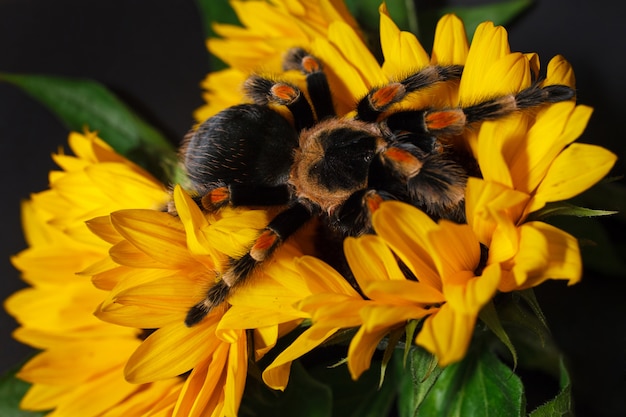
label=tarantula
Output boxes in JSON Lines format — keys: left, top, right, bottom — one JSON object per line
{"left": 180, "top": 47, "right": 574, "bottom": 326}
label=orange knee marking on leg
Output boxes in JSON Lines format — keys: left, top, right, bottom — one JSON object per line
{"left": 301, "top": 56, "right": 321, "bottom": 73}
{"left": 370, "top": 83, "right": 405, "bottom": 109}
{"left": 209, "top": 187, "right": 230, "bottom": 204}
{"left": 202, "top": 187, "right": 230, "bottom": 210}
{"left": 384, "top": 147, "right": 423, "bottom": 178}
{"left": 271, "top": 84, "right": 299, "bottom": 103}
{"left": 425, "top": 109, "right": 466, "bottom": 131}
{"left": 250, "top": 230, "right": 278, "bottom": 261}
{"left": 365, "top": 191, "right": 384, "bottom": 214}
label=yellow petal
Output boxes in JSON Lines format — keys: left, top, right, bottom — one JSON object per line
{"left": 41, "top": 367, "right": 138, "bottom": 417}
{"left": 362, "top": 279, "right": 444, "bottom": 306}
{"left": 296, "top": 255, "right": 360, "bottom": 296}
{"left": 459, "top": 21, "right": 511, "bottom": 104}
{"left": 348, "top": 325, "right": 389, "bottom": 380}
{"left": 500, "top": 221, "right": 582, "bottom": 291}
{"left": 311, "top": 36, "right": 368, "bottom": 110}
{"left": 344, "top": 235, "right": 407, "bottom": 285}
{"left": 85, "top": 215, "right": 123, "bottom": 245}
{"left": 263, "top": 325, "right": 339, "bottom": 390}
{"left": 428, "top": 221, "right": 481, "bottom": 279}
{"left": 110, "top": 209, "right": 193, "bottom": 268}
{"left": 327, "top": 20, "right": 387, "bottom": 88}
{"left": 465, "top": 178, "right": 528, "bottom": 246}
{"left": 17, "top": 338, "right": 137, "bottom": 385}
{"left": 173, "top": 353, "right": 226, "bottom": 417}
{"left": 444, "top": 263, "right": 501, "bottom": 315}
{"left": 125, "top": 317, "right": 221, "bottom": 383}
{"left": 476, "top": 114, "right": 526, "bottom": 188}
{"left": 19, "top": 200, "right": 51, "bottom": 247}
{"left": 511, "top": 102, "right": 591, "bottom": 195}
{"left": 373, "top": 202, "right": 442, "bottom": 289}
{"left": 379, "top": 3, "right": 429, "bottom": 77}
{"left": 84, "top": 163, "right": 168, "bottom": 209}
{"left": 545, "top": 54, "right": 576, "bottom": 88}
{"left": 223, "top": 335, "right": 247, "bottom": 417}
{"left": 415, "top": 304, "right": 476, "bottom": 366}
{"left": 431, "top": 14, "right": 468, "bottom": 65}
{"left": 528, "top": 143, "right": 617, "bottom": 213}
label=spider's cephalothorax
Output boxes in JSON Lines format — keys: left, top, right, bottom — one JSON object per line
{"left": 181, "top": 47, "right": 575, "bottom": 326}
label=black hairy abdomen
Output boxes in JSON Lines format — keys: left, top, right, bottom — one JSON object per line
{"left": 184, "top": 104, "right": 298, "bottom": 194}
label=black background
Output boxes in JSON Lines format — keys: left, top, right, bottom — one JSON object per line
{"left": 0, "top": 1, "right": 624, "bottom": 416}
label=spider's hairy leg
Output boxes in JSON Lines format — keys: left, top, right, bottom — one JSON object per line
{"left": 462, "top": 82, "right": 575, "bottom": 125}
{"left": 185, "top": 203, "right": 312, "bottom": 327}
{"left": 381, "top": 144, "right": 467, "bottom": 222}
{"left": 385, "top": 82, "right": 575, "bottom": 137}
{"left": 334, "top": 189, "right": 395, "bottom": 235}
{"left": 283, "top": 47, "right": 335, "bottom": 120}
{"left": 244, "top": 75, "right": 315, "bottom": 131}
{"left": 356, "top": 65, "right": 464, "bottom": 122}
{"left": 200, "top": 184, "right": 292, "bottom": 211}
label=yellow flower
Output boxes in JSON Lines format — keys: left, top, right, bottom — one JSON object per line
{"left": 223, "top": 6, "right": 613, "bottom": 375}
{"left": 4, "top": 132, "right": 180, "bottom": 416}
{"left": 89, "top": 185, "right": 312, "bottom": 416}
{"left": 195, "top": 0, "right": 360, "bottom": 121}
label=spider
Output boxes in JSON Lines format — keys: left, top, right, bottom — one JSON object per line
{"left": 181, "top": 47, "right": 574, "bottom": 326}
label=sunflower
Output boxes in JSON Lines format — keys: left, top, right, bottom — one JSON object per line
{"left": 88, "top": 185, "right": 317, "bottom": 416}
{"left": 194, "top": 0, "right": 360, "bottom": 121}
{"left": 7, "top": 0, "right": 617, "bottom": 415}
{"left": 227, "top": 5, "right": 616, "bottom": 381}
{"left": 4, "top": 132, "right": 183, "bottom": 416}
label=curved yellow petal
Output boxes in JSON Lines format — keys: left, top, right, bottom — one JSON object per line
{"left": 372, "top": 202, "right": 442, "bottom": 289}
{"left": 295, "top": 255, "right": 359, "bottom": 296}
{"left": 528, "top": 143, "right": 617, "bottom": 213}
{"left": 110, "top": 209, "right": 192, "bottom": 267}
{"left": 500, "top": 222, "right": 582, "bottom": 291}
{"left": 379, "top": 3, "right": 429, "bottom": 77}
{"left": 444, "top": 263, "right": 501, "bottom": 315}
{"left": 511, "top": 102, "right": 591, "bottom": 195}
{"left": 263, "top": 325, "right": 339, "bottom": 390}
{"left": 362, "top": 279, "right": 445, "bottom": 305}
{"left": 347, "top": 325, "right": 389, "bottom": 380}
{"left": 465, "top": 178, "right": 528, "bottom": 246}
{"left": 545, "top": 54, "right": 576, "bottom": 88}
{"left": 125, "top": 317, "right": 221, "bottom": 383}
{"left": 415, "top": 304, "right": 476, "bottom": 366}
{"left": 427, "top": 221, "right": 480, "bottom": 279}
{"left": 327, "top": 21, "right": 387, "bottom": 88}
{"left": 431, "top": 14, "right": 468, "bottom": 65}
{"left": 459, "top": 21, "right": 511, "bottom": 104}
{"left": 344, "top": 234, "right": 406, "bottom": 286}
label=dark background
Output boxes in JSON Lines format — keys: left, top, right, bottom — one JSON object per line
{"left": 0, "top": 1, "right": 624, "bottom": 416}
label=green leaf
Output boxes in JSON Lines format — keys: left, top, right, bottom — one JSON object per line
{"left": 496, "top": 293, "right": 560, "bottom": 377}
{"left": 0, "top": 72, "right": 178, "bottom": 183}
{"left": 479, "top": 301, "right": 518, "bottom": 368}
{"left": 528, "top": 202, "right": 617, "bottom": 221}
{"left": 0, "top": 365, "right": 48, "bottom": 417}
{"left": 309, "top": 356, "right": 398, "bottom": 417}
{"left": 418, "top": 349, "right": 525, "bottom": 417}
{"left": 396, "top": 346, "right": 443, "bottom": 417}
{"left": 379, "top": 327, "right": 404, "bottom": 388}
{"left": 529, "top": 358, "right": 573, "bottom": 417}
